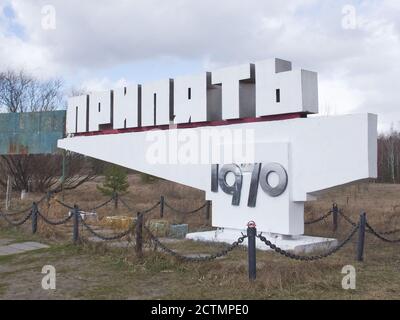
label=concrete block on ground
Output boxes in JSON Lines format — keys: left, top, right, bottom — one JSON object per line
{"left": 169, "top": 224, "right": 189, "bottom": 239}
{"left": 147, "top": 219, "right": 170, "bottom": 237}
{"left": 0, "top": 246, "right": 25, "bottom": 256}
{"left": 0, "top": 242, "right": 49, "bottom": 256}
{"left": 8, "top": 242, "right": 49, "bottom": 251}
{"left": 0, "top": 239, "right": 13, "bottom": 246}
{"left": 102, "top": 216, "right": 135, "bottom": 230}
{"left": 158, "top": 238, "right": 182, "bottom": 244}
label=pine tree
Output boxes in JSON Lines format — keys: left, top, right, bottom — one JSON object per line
{"left": 97, "top": 165, "right": 129, "bottom": 197}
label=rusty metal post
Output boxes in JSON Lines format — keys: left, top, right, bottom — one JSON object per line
{"left": 136, "top": 212, "right": 143, "bottom": 258}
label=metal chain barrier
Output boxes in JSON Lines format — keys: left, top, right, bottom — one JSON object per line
{"left": 339, "top": 208, "right": 400, "bottom": 237}
{"left": 54, "top": 199, "right": 75, "bottom": 210}
{"left": 2, "top": 205, "right": 32, "bottom": 217}
{"left": 365, "top": 222, "right": 400, "bottom": 243}
{"left": 0, "top": 210, "right": 33, "bottom": 226}
{"left": 118, "top": 196, "right": 135, "bottom": 211}
{"left": 257, "top": 224, "right": 359, "bottom": 261}
{"left": 144, "top": 225, "right": 247, "bottom": 262}
{"left": 304, "top": 210, "right": 333, "bottom": 225}
{"left": 80, "top": 217, "right": 136, "bottom": 241}
{"left": 0, "top": 206, "right": 32, "bottom": 217}
{"left": 55, "top": 196, "right": 114, "bottom": 212}
{"left": 164, "top": 201, "right": 207, "bottom": 215}
{"left": 1, "top": 195, "right": 47, "bottom": 217}
{"left": 89, "top": 196, "right": 114, "bottom": 211}
{"left": 35, "top": 195, "right": 48, "bottom": 205}
{"left": 37, "top": 210, "right": 73, "bottom": 226}
{"left": 119, "top": 196, "right": 161, "bottom": 215}
{"left": 338, "top": 209, "right": 358, "bottom": 227}
{"left": 377, "top": 228, "right": 400, "bottom": 235}
{"left": 138, "top": 201, "right": 161, "bottom": 215}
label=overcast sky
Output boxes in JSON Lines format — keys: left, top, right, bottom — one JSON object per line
{"left": 0, "top": 0, "right": 399, "bottom": 132}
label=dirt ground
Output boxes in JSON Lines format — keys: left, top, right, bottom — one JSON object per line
{"left": 1, "top": 176, "right": 400, "bottom": 300}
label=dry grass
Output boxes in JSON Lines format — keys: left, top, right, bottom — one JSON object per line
{"left": 1, "top": 177, "right": 400, "bottom": 299}
{"left": 306, "top": 182, "right": 400, "bottom": 232}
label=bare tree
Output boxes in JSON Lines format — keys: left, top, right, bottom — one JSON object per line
{"left": 0, "top": 70, "right": 100, "bottom": 192}
{"left": 0, "top": 70, "right": 63, "bottom": 113}
{"left": 377, "top": 127, "right": 400, "bottom": 184}
{"left": 0, "top": 153, "right": 104, "bottom": 193}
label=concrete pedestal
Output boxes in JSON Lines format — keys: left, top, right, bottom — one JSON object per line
{"left": 186, "top": 228, "right": 338, "bottom": 254}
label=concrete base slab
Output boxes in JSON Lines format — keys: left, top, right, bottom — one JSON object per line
{"left": 0, "top": 246, "right": 24, "bottom": 255}
{"left": 0, "top": 239, "right": 13, "bottom": 246}
{"left": 0, "top": 241, "right": 49, "bottom": 256}
{"left": 181, "top": 253, "right": 226, "bottom": 260}
{"left": 157, "top": 238, "right": 182, "bottom": 244}
{"left": 186, "top": 228, "right": 338, "bottom": 254}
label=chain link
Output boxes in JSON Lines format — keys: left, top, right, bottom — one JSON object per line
{"left": 1, "top": 206, "right": 33, "bottom": 217}
{"left": 339, "top": 209, "right": 400, "bottom": 238}
{"left": 54, "top": 199, "right": 75, "bottom": 210}
{"left": 118, "top": 197, "right": 135, "bottom": 212}
{"left": 54, "top": 197, "right": 114, "bottom": 212}
{"left": 377, "top": 228, "right": 400, "bottom": 236}
{"left": 138, "top": 201, "right": 161, "bottom": 215}
{"left": 304, "top": 210, "right": 333, "bottom": 225}
{"left": 1, "top": 195, "right": 46, "bottom": 217}
{"left": 338, "top": 210, "right": 358, "bottom": 227}
{"left": 37, "top": 210, "right": 73, "bottom": 226}
{"left": 0, "top": 210, "right": 33, "bottom": 226}
{"left": 366, "top": 222, "right": 400, "bottom": 243}
{"left": 89, "top": 197, "right": 114, "bottom": 211}
{"left": 144, "top": 225, "right": 247, "bottom": 262}
{"left": 257, "top": 224, "right": 359, "bottom": 261}
{"left": 164, "top": 201, "right": 207, "bottom": 215}
{"left": 81, "top": 218, "right": 135, "bottom": 241}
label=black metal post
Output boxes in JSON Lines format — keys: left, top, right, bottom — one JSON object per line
{"left": 332, "top": 203, "right": 338, "bottom": 232}
{"left": 136, "top": 212, "right": 143, "bottom": 258}
{"left": 247, "top": 223, "right": 257, "bottom": 281}
{"left": 357, "top": 212, "right": 366, "bottom": 262}
{"left": 206, "top": 200, "right": 211, "bottom": 221}
{"left": 31, "top": 202, "right": 38, "bottom": 234}
{"left": 160, "top": 196, "right": 165, "bottom": 218}
{"left": 73, "top": 205, "right": 80, "bottom": 244}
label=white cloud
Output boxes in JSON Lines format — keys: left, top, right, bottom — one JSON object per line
{"left": 81, "top": 77, "right": 129, "bottom": 93}
{"left": 0, "top": 0, "right": 399, "bottom": 131}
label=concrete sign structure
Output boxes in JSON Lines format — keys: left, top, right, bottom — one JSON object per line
{"left": 58, "top": 58, "right": 377, "bottom": 250}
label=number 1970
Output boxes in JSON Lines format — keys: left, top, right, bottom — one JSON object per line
{"left": 211, "top": 163, "right": 288, "bottom": 207}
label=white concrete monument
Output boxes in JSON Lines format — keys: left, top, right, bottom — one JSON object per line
{"left": 58, "top": 58, "right": 377, "bottom": 252}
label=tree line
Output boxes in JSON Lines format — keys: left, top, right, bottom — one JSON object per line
{"left": 0, "top": 69, "right": 104, "bottom": 193}
{"left": 378, "top": 129, "right": 400, "bottom": 184}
